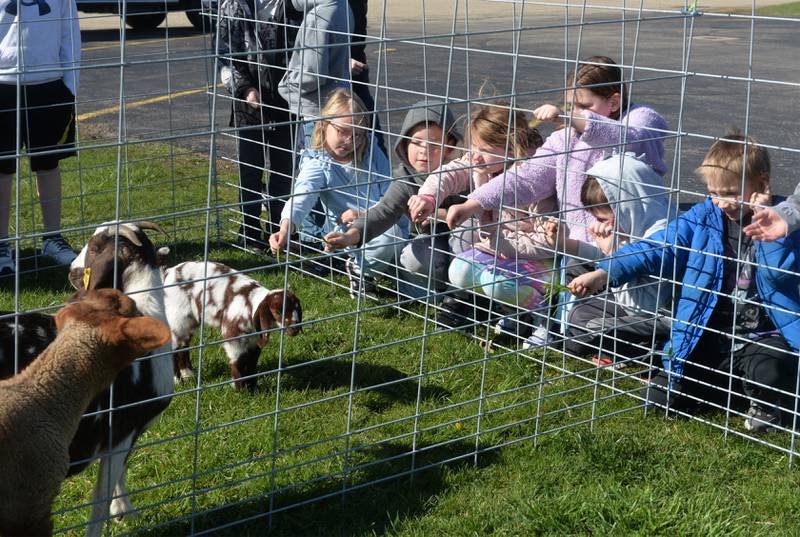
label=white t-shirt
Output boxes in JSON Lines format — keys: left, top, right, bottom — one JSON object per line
{"left": 0, "top": 0, "right": 81, "bottom": 95}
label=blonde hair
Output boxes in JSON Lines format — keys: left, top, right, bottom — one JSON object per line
{"left": 469, "top": 100, "right": 542, "bottom": 160}
{"left": 311, "top": 88, "right": 370, "bottom": 163}
{"left": 697, "top": 131, "right": 771, "bottom": 190}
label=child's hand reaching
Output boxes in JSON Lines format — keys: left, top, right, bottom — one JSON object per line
{"left": 339, "top": 208, "right": 361, "bottom": 225}
{"left": 588, "top": 221, "right": 615, "bottom": 255}
{"left": 538, "top": 217, "right": 566, "bottom": 247}
{"left": 446, "top": 199, "right": 483, "bottom": 230}
{"left": 324, "top": 227, "right": 361, "bottom": 252}
{"left": 567, "top": 269, "right": 608, "bottom": 298}
{"left": 532, "top": 104, "right": 562, "bottom": 124}
{"left": 408, "top": 195, "right": 435, "bottom": 224}
{"left": 744, "top": 207, "right": 788, "bottom": 241}
{"left": 245, "top": 87, "right": 260, "bottom": 109}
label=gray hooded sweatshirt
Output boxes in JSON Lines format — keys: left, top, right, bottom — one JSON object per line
{"left": 352, "top": 100, "right": 462, "bottom": 244}
{"left": 586, "top": 153, "right": 674, "bottom": 314}
{"left": 775, "top": 182, "right": 800, "bottom": 235}
{"left": 277, "top": 0, "right": 354, "bottom": 118}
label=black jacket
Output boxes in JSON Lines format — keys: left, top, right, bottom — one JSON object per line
{"left": 216, "top": 0, "right": 302, "bottom": 126}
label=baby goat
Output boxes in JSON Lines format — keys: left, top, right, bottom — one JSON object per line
{"left": 0, "top": 289, "right": 169, "bottom": 537}
{"left": 162, "top": 261, "right": 302, "bottom": 391}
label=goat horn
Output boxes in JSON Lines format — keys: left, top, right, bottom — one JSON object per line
{"left": 115, "top": 225, "right": 143, "bottom": 247}
{"left": 136, "top": 221, "right": 167, "bottom": 235}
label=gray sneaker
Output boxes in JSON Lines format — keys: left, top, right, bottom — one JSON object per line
{"left": 40, "top": 234, "right": 77, "bottom": 266}
{"left": 0, "top": 243, "right": 14, "bottom": 276}
{"left": 744, "top": 402, "right": 783, "bottom": 433}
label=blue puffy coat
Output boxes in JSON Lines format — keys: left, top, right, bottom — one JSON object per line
{"left": 597, "top": 197, "right": 800, "bottom": 378}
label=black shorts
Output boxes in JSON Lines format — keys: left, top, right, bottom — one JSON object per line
{"left": 0, "top": 79, "right": 77, "bottom": 174}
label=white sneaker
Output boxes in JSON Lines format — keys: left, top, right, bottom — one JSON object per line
{"left": 0, "top": 243, "right": 14, "bottom": 276}
{"left": 41, "top": 234, "right": 77, "bottom": 266}
{"left": 522, "top": 326, "right": 554, "bottom": 350}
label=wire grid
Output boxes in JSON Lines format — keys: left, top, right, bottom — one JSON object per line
{"left": 0, "top": 0, "right": 799, "bottom": 534}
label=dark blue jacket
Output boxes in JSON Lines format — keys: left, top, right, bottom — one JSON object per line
{"left": 598, "top": 197, "right": 800, "bottom": 378}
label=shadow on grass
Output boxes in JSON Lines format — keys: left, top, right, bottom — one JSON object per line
{"left": 127, "top": 439, "right": 498, "bottom": 537}
{"left": 0, "top": 249, "right": 78, "bottom": 298}
{"left": 280, "top": 355, "right": 451, "bottom": 406}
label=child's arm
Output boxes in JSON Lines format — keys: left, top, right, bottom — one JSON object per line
{"left": 409, "top": 157, "right": 472, "bottom": 223}
{"left": 269, "top": 159, "right": 326, "bottom": 249}
{"left": 755, "top": 234, "right": 800, "bottom": 287}
{"left": 467, "top": 141, "right": 559, "bottom": 212}
{"left": 580, "top": 106, "right": 668, "bottom": 174}
{"left": 568, "top": 269, "right": 609, "bottom": 297}
{"left": 59, "top": 0, "right": 81, "bottom": 96}
{"left": 745, "top": 186, "right": 800, "bottom": 241}
{"left": 330, "top": 179, "right": 413, "bottom": 249}
{"left": 595, "top": 210, "right": 696, "bottom": 288}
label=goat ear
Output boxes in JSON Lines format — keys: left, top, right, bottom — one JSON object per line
{"left": 252, "top": 301, "right": 274, "bottom": 348}
{"left": 119, "top": 316, "right": 171, "bottom": 353}
{"left": 155, "top": 247, "right": 171, "bottom": 267}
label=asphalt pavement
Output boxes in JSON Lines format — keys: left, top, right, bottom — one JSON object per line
{"left": 76, "top": 4, "right": 800, "bottom": 196}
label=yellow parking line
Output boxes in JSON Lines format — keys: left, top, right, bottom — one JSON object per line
{"left": 77, "top": 85, "right": 214, "bottom": 121}
{"left": 82, "top": 34, "right": 205, "bottom": 53}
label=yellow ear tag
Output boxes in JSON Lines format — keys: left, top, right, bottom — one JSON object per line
{"left": 83, "top": 267, "right": 91, "bottom": 289}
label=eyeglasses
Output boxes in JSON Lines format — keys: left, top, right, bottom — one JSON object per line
{"left": 327, "top": 121, "right": 368, "bottom": 141}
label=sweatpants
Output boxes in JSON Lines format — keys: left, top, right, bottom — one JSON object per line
{"left": 645, "top": 332, "right": 798, "bottom": 414}
{"left": 564, "top": 295, "right": 671, "bottom": 361}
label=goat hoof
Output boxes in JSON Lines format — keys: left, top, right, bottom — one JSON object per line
{"left": 109, "top": 497, "right": 136, "bottom": 520}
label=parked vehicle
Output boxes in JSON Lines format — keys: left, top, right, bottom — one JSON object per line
{"left": 77, "top": 0, "right": 215, "bottom": 31}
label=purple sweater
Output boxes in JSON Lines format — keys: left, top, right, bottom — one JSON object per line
{"left": 468, "top": 103, "right": 668, "bottom": 242}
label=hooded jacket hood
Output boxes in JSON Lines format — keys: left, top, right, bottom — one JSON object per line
{"left": 394, "top": 99, "right": 462, "bottom": 171}
{"left": 587, "top": 152, "right": 670, "bottom": 241}
{"left": 587, "top": 152, "right": 673, "bottom": 314}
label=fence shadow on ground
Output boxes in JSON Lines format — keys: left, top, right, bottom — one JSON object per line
{"left": 126, "top": 439, "right": 499, "bottom": 537}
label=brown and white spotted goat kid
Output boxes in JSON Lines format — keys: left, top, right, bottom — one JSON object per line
{"left": 162, "top": 261, "right": 302, "bottom": 391}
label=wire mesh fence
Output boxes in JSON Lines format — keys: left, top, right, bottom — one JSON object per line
{"left": 1, "top": 0, "right": 799, "bottom": 534}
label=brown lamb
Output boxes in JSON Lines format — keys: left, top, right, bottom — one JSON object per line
{"left": 0, "top": 289, "right": 170, "bottom": 537}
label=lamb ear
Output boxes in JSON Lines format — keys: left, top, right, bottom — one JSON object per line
{"left": 252, "top": 301, "right": 274, "bottom": 348}
{"left": 155, "top": 247, "right": 171, "bottom": 267}
{"left": 120, "top": 316, "right": 171, "bottom": 353}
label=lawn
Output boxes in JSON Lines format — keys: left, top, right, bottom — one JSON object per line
{"left": 4, "top": 128, "right": 800, "bottom": 536}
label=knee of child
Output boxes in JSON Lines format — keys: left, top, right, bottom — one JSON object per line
{"left": 448, "top": 257, "right": 477, "bottom": 289}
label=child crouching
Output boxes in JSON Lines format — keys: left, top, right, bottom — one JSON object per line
{"left": 551, "top": 153, "right": 674, "bottom": 367}
{"left": 570, "top": 133, "right": 800, "bottom": 433}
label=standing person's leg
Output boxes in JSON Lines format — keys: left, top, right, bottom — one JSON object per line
{"left": 0, "top": 173, "right": 13, "bottom": 274}
{"left": 29, "top": 80, "right": 77, "bottom": 266}
{"left": 264, "top": 121, "right": 295, "bottom": 237}
{"left": 0, "top": 83, "right": 19, "bottom": 274}
{"left": 237, "top": 127, "right": 268, "bottom": 250}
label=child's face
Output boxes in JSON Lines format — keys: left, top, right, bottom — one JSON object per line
{"left": 592, "top": 207, "right": 616, "bottom": 228}
{"left": 567, "top": 88, "right": 621, "bottom": 119}
{"left": 469, "top": 133, "right": 510, "bottom": 175}
{"left": 407, "top": 124, "right": 449, "bottom": 174}
{"left": 706, "top": 174, "right": 763, "bottom": 221}
{"left": 324, "top": 111, "right": 366, "bottom": 162}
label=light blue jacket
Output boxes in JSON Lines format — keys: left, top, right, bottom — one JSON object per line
{"left": 598, "top": 197, "right": 800, "bottom": 378}
{"left": 281, "top": 139, "right": 409, "bottom": 236}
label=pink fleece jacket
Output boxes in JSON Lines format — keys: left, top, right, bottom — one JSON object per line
{"left": 467, "top": 103, "right": 669, "bottom": 242}
{"left": 417, "top": 153, "right": 557, "bottom": 260}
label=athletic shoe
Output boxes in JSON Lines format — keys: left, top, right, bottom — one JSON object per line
{"left": 744, "top": 402, "right": 783, "bottom": 433}
{"left": 522, "top": 325, "right": 554, "bottom": 350}
{"left": 493, "top": 313, "right": 534, "bottom": 339}
{"left": 40, "top": 234, "right": 77, "bottom": 266}
{"left": 345, "top": 257, "right": 376, "bottom": 299}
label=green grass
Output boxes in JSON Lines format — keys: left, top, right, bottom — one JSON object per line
{"left": 729, "top": 1, "right": 800, "bottom": 16}
{"left": 6, "top": 128, "right": 800, "bottom": 536}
